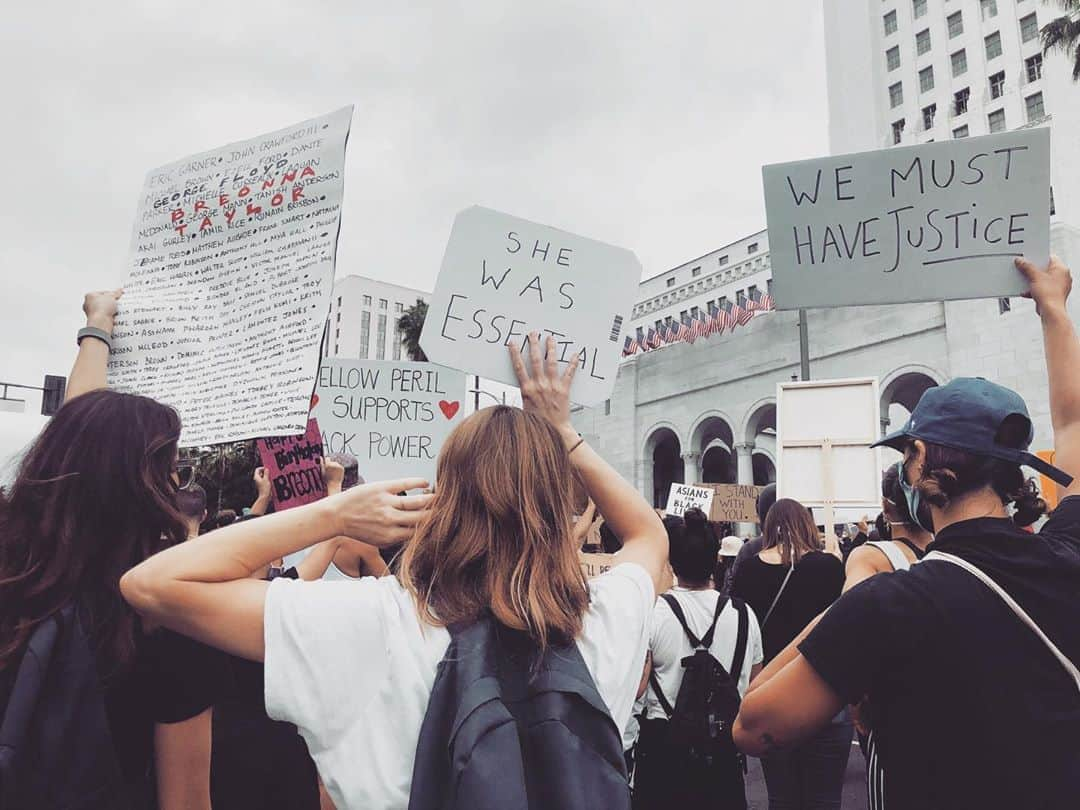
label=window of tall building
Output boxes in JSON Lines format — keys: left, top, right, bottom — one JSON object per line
{"left": 360, "top": 311, "right": 371, "bottom": 358}
{"left": 889, "top": 81, "right": 904, "bottom": 108}
{"left": 1026, "top": 53, "right": 1043, "bottom": 82}
{"left": 334, "top": 342, "right": 339, "bottom": 354}
{"left": 953, "top": 124, "right": 970, "bottom": 138}
{"left": 998, "top": 297, "right": 1011, "bottom": 314}
{"left": 980, "top": 0, "right": 997, "bottom": 21}
{"left": 989, "top": 69, "right": 1006, "bottom": 98}
{"left": 718, "top": 296, "right": 729, "bottom": 310}
{"left": 655, "top": 320, "right": 663, "bottom": 333}
{"left": 912, "top": 0, "right": 927, "bottom": 18}
{"left": 336, "top": 311, "right": 340, "bottom": 322}
{"left": 1050, "top": 186, "right": 1056, "bottom": 216}
{"left": 747, "top": 243, "right": 759, "bottom": 254}
{"left": 892, "top": 118, "right": 906, "bottom": 145}
{"left": 337, "top": 296, "right": 342, "bottom": 307}
{"left": 378, "top": 298, "right": 387, "bottom": 310}
{"left": 988, "top": 108, "right": 1006, "bottom": 133}
{"left": 985, "top": 31, "right": 1002, "bottom": 60}
{"left": 395, "top": 302, "right": 404, "bottom": 313}
{"left": 679, "top": 310, "right": 688, "bottom": 321}
{"left": 951, "top": 49, "right": 967, "bottom": 76}
{"left": 393, "top": 318, "right": 403, "bottom": 360}
{"left": 376, "top": 313, "right": 387, "bottom": 360}
{"left": 916, "top": 28, "right": 932, "bottom": 56}
{"left": 748, "top": 284, "right": 759, "bottom": 303}
{"left": 947, "top": 11, "right": 964, "bottom": 38}
{"left": 884, "top": 10, "right": 898, "bottom": 35}
{"left": 1025, "top": 91, "right": 1045, "bottom": 122}
{"left": 706, "top": 299, "right": 715, "bottom": 311}
{"left": 666, "top": 277, "right": 675, "bottom": 288}
{"left": 766, "top": 278, "right": 774, "bottom": 296}
{"left": 922, "top": 103, "right": 937, "bottom": 131}
{"left": 954, "top": 86, "right": 970, "bottom": 115}
{"left": 919, "top": 65, "right": 935, "bottom": 93}
{"left": 363, "top": 294, "right": 372, "bottom": 306}
{"left": 1019, "top": 13, "right": 1038, "bottom": 43}
{"left": 718, "top": 255, "right": 729, "bottom": 266}
{"left": 691, "top": 266, "right": 701, "bottom": 278}
{"left": 887, "top": 46, "right": 901, "bottom": 71}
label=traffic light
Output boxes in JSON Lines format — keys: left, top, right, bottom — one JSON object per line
{"left": 41, "top": 375, "right": 66, "bottom": 416}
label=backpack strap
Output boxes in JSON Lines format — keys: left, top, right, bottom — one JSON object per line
{"left": 647, "top": 668, "right": 674, "bottom": 718}
{"left": 728, "top": 598, "right": 750, "bottom": 682}
{"left": 700, "top": 594, "right": 730, "bottom": 649}
{"left": 660, "top": 593, "right": 728, "bottom": 649}
{"left": 922, "top": 551, "right": 1080, "bottom": 692}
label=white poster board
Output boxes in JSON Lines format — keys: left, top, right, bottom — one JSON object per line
{"left": 419, "top": 206, "right": 641, "bottom": 406}
{"left": 763, "top": 128, "right": 1050, "bottom": 309}
{"left": 108, "top": 107, "right": 353, "bottom": 445}
{"left": 776, "top": 377, "right": 882, "bottom": 528}
{"left": 311, "top": 359, "right": 466, "bottom": 484}
{"left": 665, "top": 483, "right": 716, "bottom": 517}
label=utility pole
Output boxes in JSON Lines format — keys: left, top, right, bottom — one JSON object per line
{"left": 798, "top": 309, "right": 811, "bottom": 381}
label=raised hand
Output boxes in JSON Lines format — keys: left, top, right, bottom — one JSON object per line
{"left": 82, "top": 289, "right": 124, "bottom": 332}
{"left": 1016, "top": 255, "right": 1071, "bottom": 317}
{"left": 253, "top": 467, "right": 272, "bottom": 499}
{"left": 330, "top": 478, "right": 433, "bottom": 547}
{"left": 320, "top": 457, "right": 346, "bottom": 494}
{"left": 508, "top": 332, "right": 580, "bottom": 444}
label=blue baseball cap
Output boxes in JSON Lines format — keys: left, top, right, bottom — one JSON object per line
{"left": 873, "top": 377, "right": 1073, "bottom": 487}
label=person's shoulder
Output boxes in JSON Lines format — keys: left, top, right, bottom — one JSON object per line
{"left": 1040, "top": 495, "right": 1080, "bottom": 540}
{"left": 801, "top": 550, "right": 844, "bottom": 570}
{"left": 590, "top": 561, "right": 654, "bottom": 601}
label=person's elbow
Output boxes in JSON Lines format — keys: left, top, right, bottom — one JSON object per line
{"left": 732, "top": 691, "right": 777, "bottom": 757}
{"left": 119, "top": 562, "right": 169, "bottom": 618}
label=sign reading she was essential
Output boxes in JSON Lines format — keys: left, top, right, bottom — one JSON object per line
{"left": 419, "top": 206, "right": 642, "bottom": 406}
{"left": 256, "top": 418, "right": 325, "bottom": 511}
{"left": 109, "top": 107, "right": 353, "bottom": 445}
{"left": 311, "top": 359, "right": 466, "bottom": 484}
{"left": 762, "top": 128, "right": 1050, "bottom": 308}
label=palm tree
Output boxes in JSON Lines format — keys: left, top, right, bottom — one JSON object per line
{"left": 1042, "top": 1, "right": 1080, "bottom": 81}
{"left": 398, "top": 299, "right": 429, "bottom": 362}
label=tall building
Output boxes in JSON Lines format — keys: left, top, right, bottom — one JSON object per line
{"left": 570, "top": 0, "right": 1080, "bottom": 513}
{"left": 324, "top": 275, "right": 428, "bottom": 361}
{"left": 824, "top": 0, "right": 1080, "bottom": 221}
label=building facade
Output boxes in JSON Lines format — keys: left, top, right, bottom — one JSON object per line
{"left": 323, "top": 275, "right": 428, "bottom": 361}
{"left": 571, "top": 0, "right": 1080, "bottom": 509}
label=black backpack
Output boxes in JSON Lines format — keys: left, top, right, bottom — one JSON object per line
{"left": 0, "top": 604, "right": 128, "bottom": 809}
{"left": 408, "top": 615, "right": 631, "bottom": 810}
{"left": 649, "top": 594, "right": 749, "bottom": 766}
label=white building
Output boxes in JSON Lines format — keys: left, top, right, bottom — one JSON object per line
{"left": 323, "top": 275, "right": 428, "bottom": 361}
{"left": 570, "top": 0, "right": 1080, "bottom": 511}
{"left": 824, "top": 0, "right": 1080, "bottom": 221}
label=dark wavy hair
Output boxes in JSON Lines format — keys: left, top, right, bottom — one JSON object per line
{"left": 905, "top": 416, "right": 1047, "bottom": 528}
{"left": 0, "top": 390, "right": 187, "bottom": 679}
{"left": 664, "top": 507, "right": 719, "bottom": 584}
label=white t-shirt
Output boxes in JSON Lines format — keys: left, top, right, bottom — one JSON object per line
{"left": 264, "top": 562, "right": 655, "bottom": 810}
{"left": 644, "top": 587, "right": 764, "bottom": 721}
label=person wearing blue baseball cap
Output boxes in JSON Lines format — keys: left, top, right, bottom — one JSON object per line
{"left": 733, "top": 256, "right": 1080, "bottom": 810}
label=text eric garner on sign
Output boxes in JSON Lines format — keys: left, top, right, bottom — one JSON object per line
{"left": 762, "top": 128, "right": 1050, "bottom": 309}
{"left": 108, "top": 107, "right": 353, "bottom": 445}
{"left": 419, "top": 206, "right": 641, "bottom": 406}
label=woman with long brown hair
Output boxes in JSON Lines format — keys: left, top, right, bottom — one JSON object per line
{"left": 0, "top": 291, "right": 232, "bottom": 809}
{"left": 731, "top": 498, "right": 846, "bottom": 810}
{"left": 121, "top": 333, "right": 669, "bottom": 810}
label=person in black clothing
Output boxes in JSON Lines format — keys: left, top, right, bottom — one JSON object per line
{"left": 730, "top": 482, "right": 776, "bottom": 584}
{"left": 731, "top": 498, "right": 848, "bottom": 809}
{"left": 0, "top": 290, "right": 230, "bottom": 809}
{"left": 734, "top": 256, "right": 1080, "bottom": 810}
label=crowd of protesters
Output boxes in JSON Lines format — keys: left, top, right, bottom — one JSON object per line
{"left": 1, "top": 255, "right": 1078, "bottom": 810}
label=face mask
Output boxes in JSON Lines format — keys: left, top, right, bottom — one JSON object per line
{"left": 897, "top": 460, "right": 935, "bottom": 534}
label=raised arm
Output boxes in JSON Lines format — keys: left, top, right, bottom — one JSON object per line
{"left": 510, "top": 333, "right": 668, "bottom": 595}
{"left": 120, "top": 478, "right": 433, "bottom": 661}
{"left": 65, "top": 290, "right": 123, "bottom": 402}
{"left": 1017, "top": 256, "right": 1080, "bottom": 498}
{"left": 248, "top": 467, "right": 273, "bottom": 516}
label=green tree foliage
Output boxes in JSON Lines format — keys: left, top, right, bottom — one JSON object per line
{"left": 398, "top": 299, "right": 429, "bottom": 362}
{"left": 1043, "top": 1, "right": 1080, "bottom": 81}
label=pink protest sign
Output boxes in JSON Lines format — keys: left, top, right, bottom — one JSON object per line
{"left": 256, "top": 418, "right": 325, "bottom": 510}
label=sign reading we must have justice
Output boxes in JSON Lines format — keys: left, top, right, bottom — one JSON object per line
{"left": 763, "top": 128, "right": 1050, "bottom": 308}
{"left": 420, "top": 206, "right": 642, "bottom": 406}
{"left": 108, "top": 107, "right": 353, "bottom": 446}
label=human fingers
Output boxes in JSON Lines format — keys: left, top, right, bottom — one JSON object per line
{"left": 508, "top": 341, "right": 530, "bottom": 386}
{"left": 376, "top": 478, "right": 431, "bottom": 494}
{"left": 544, "top": 335, "right": 558, "bottom": 380}
{"left": 527, "top": 332, "right": 544, "bottom": 381}
{"left": 396, "top": 492, "right": 435, "bottom": 512}
{"left": 561, "top": 346, "right": 581, "bottom": 385}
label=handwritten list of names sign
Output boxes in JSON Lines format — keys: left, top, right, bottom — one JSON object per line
{"left": 108, "top": 107, "right": 353, "bottom": 445}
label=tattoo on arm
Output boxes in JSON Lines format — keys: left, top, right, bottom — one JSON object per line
{"left": 759, "top": 732, "right": 780, "bottom": 754}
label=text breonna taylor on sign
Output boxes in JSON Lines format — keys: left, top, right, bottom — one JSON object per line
{"left": 419, "top": 206, "right": 641, "bottom": 406}
{"left": 762, "top": 128, "right": 1050, "bottom": 308}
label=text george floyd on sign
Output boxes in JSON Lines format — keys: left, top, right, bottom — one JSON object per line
{"left": 762, "top": 128, "right": 1050, "bottom": 308}
{"left": 419, "top": 206, "right": 642, "bottom": 406}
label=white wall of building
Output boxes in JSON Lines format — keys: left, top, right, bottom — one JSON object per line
{"left": 324, "top": 275, "right": 428, "bottom": 362}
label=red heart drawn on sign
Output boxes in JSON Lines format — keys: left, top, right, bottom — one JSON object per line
{"left": 439, "top": 400, "right": 460, "bottom": 420}
{"left": 310, "top": 393, "right": 320, "bottom": 410}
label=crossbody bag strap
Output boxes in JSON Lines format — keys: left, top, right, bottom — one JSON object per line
{"left": 729, "top": 599, "right": 750, "bottom": 680}
{"left": 923, "top": 551, "right": 1080, "bottom": 692}
{"left": 761, "top": 565, "right": 795, "bottom": 630}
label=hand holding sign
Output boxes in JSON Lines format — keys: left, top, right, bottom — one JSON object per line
{"left": 330, "top": 478, "right": 434, "bottom": 546}
{"left": 509, "top": 332, "right": 580, "bottom": 447}
{"left": 1016, "top": 255, "right": 1072, "bottom": 317}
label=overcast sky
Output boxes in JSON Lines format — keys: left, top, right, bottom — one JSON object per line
{"left": 0, "top": 1, "right": 827, "bottom": 394}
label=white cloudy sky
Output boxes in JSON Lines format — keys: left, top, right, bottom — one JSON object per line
{"left": 0, "top": 1, "right": 827, "bottom": 393}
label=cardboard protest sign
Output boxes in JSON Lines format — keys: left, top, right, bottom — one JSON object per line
{"left": 579, "top": 552, "right": 616, "bottom": 579}
{"left": 419, "top": 206, "right": 642, "bottom": 406}
{"left": 109, "top": 107, "right": 353, "bottom": 445}
{"left": 763, "top": 128, "right": 1050, "bottom": 309}
{"left": 776, "top": 377, "right": 881, "bottom": 529}
{"left": 311, "top": 360, "right": 466, "bottom": 484}
{"left": 665, "top": 484, "right": 715, "bottom": 518}
{"left": 708, "top": 484, "right": 764, "bottom": 523}
{"left": 256, "top": 418, "right": 325, "bottom": 510}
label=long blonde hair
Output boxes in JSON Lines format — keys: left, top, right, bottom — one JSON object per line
{"left": 399, "top": 406, "right": 589, "bottom": 652}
